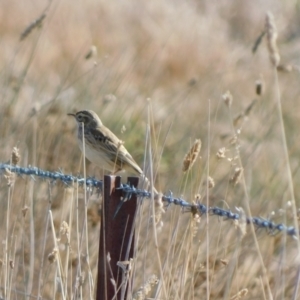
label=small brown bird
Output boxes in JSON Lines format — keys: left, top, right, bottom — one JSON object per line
{"left": 68, "top": 110, "right": 157, "bottom": 193}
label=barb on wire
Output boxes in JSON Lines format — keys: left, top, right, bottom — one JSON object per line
{"left": 0, "top": 163, "right": 298, "bottom": 238}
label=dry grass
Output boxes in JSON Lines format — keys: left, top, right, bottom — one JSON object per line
{"left": 1, "top": 0, "right": 300, "bottom": 299}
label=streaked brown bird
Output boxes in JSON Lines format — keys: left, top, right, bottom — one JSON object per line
{"left": 68, "top": 110, "right": 157, "bottom": 193}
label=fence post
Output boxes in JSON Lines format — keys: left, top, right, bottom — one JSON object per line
{"left": 96, "top": 175, "right": 138, "bottom": 300}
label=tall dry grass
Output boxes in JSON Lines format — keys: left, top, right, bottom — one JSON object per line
{"left": 1, "top": 0, "right": 300, "bottom": 299}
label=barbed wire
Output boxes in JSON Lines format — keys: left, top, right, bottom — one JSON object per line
{"left": 0, "top": 163, "right": 298, "bottom": 238}
{"left": 0, "top": 163, "right": 103, "bottom": 189}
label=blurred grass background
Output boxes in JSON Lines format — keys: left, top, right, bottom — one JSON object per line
{"left": 1, "top": 0, "right": 300, "bottom": 299}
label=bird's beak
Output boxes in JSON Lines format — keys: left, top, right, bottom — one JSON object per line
{"left": 67, "top": 113, "right": 76, "bottom": 117}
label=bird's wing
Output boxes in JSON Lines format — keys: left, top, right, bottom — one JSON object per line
{"left": 87, "top": 126, "right": 143, "bottom": 175}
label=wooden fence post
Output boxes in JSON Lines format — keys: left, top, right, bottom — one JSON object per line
{"left": 96, "top": 175, "right": 138, "bottom": 300}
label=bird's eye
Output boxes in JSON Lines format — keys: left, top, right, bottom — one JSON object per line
{"left": 77, "top": 114, "right": 84, "bottom": 122}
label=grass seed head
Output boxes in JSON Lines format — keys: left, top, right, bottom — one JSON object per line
{"left": 133, "top": 275, "right": 159, "bottom": 300}
{"left": 85, "top": 45, "right": 97, "bottom": 60}
{"left": 4, "top": 169, "right": 15, "bottom": 187}
{"left": 207, "top": 176, "right": 215, "bottom": 188}
{"left": 182, "top": 139, "right": 201, "bottom": 173}
{"left": 22, "top": 206, "right": 29, "bottom": 217}
{"left": 220, "top": 259, "right": 229, "bottom": 266}
{"left": 277, "top": 64, "right": 293, "bottom": 72}
{"left": 216, "top": 147, "right": 226, "bottom": 159}
{"left": 255, "top": 79, "right": 264, "bottom": 96}
{"left": 59, "top": 221, "right": 70, "bottom": 243}
{"left": 153, "top": 193, "right": 165, "bottom": 230}
{"left": 20, "top": 13, "right": 46, "bottom": 41}
{"left": 48, "top": 248, "right": 58, "bottom": 264}
{"left": 190, "top": 202, "right": 201, "bottom": 236}
{"left": 9, "top": 260, "right": 14, "bottom": 269}
{"left": 222, "top": 91, "right": 233, "bottom": 107}
{"left": 11, "top": 147, "right": 21, "bottom": 165}
{"left": 76, "top": 272, "right": 85, "bottom": 288}
{"left": 230, "top": 167, "right": 243, "bottom": 186}
{"left": 265, "top": 12, "right": 280, "bottom": 67}
{"left": 231, "top": 288, "right": 248, "bottom": 299}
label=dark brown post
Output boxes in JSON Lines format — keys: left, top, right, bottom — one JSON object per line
{"left": 97, "top": 176, "right": 138, "bottom": 300}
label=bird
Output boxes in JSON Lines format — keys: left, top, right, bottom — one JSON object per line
{"left": 68, "top": 109, "right": 157, "bottom": 194}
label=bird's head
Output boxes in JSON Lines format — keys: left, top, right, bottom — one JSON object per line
{"left": 68, "top": 110, "right": 102, "bottom": 128}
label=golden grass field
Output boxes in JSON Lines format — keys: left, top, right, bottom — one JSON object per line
{"left": 1, "top": 0, "right": 300, "bottom": 299}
